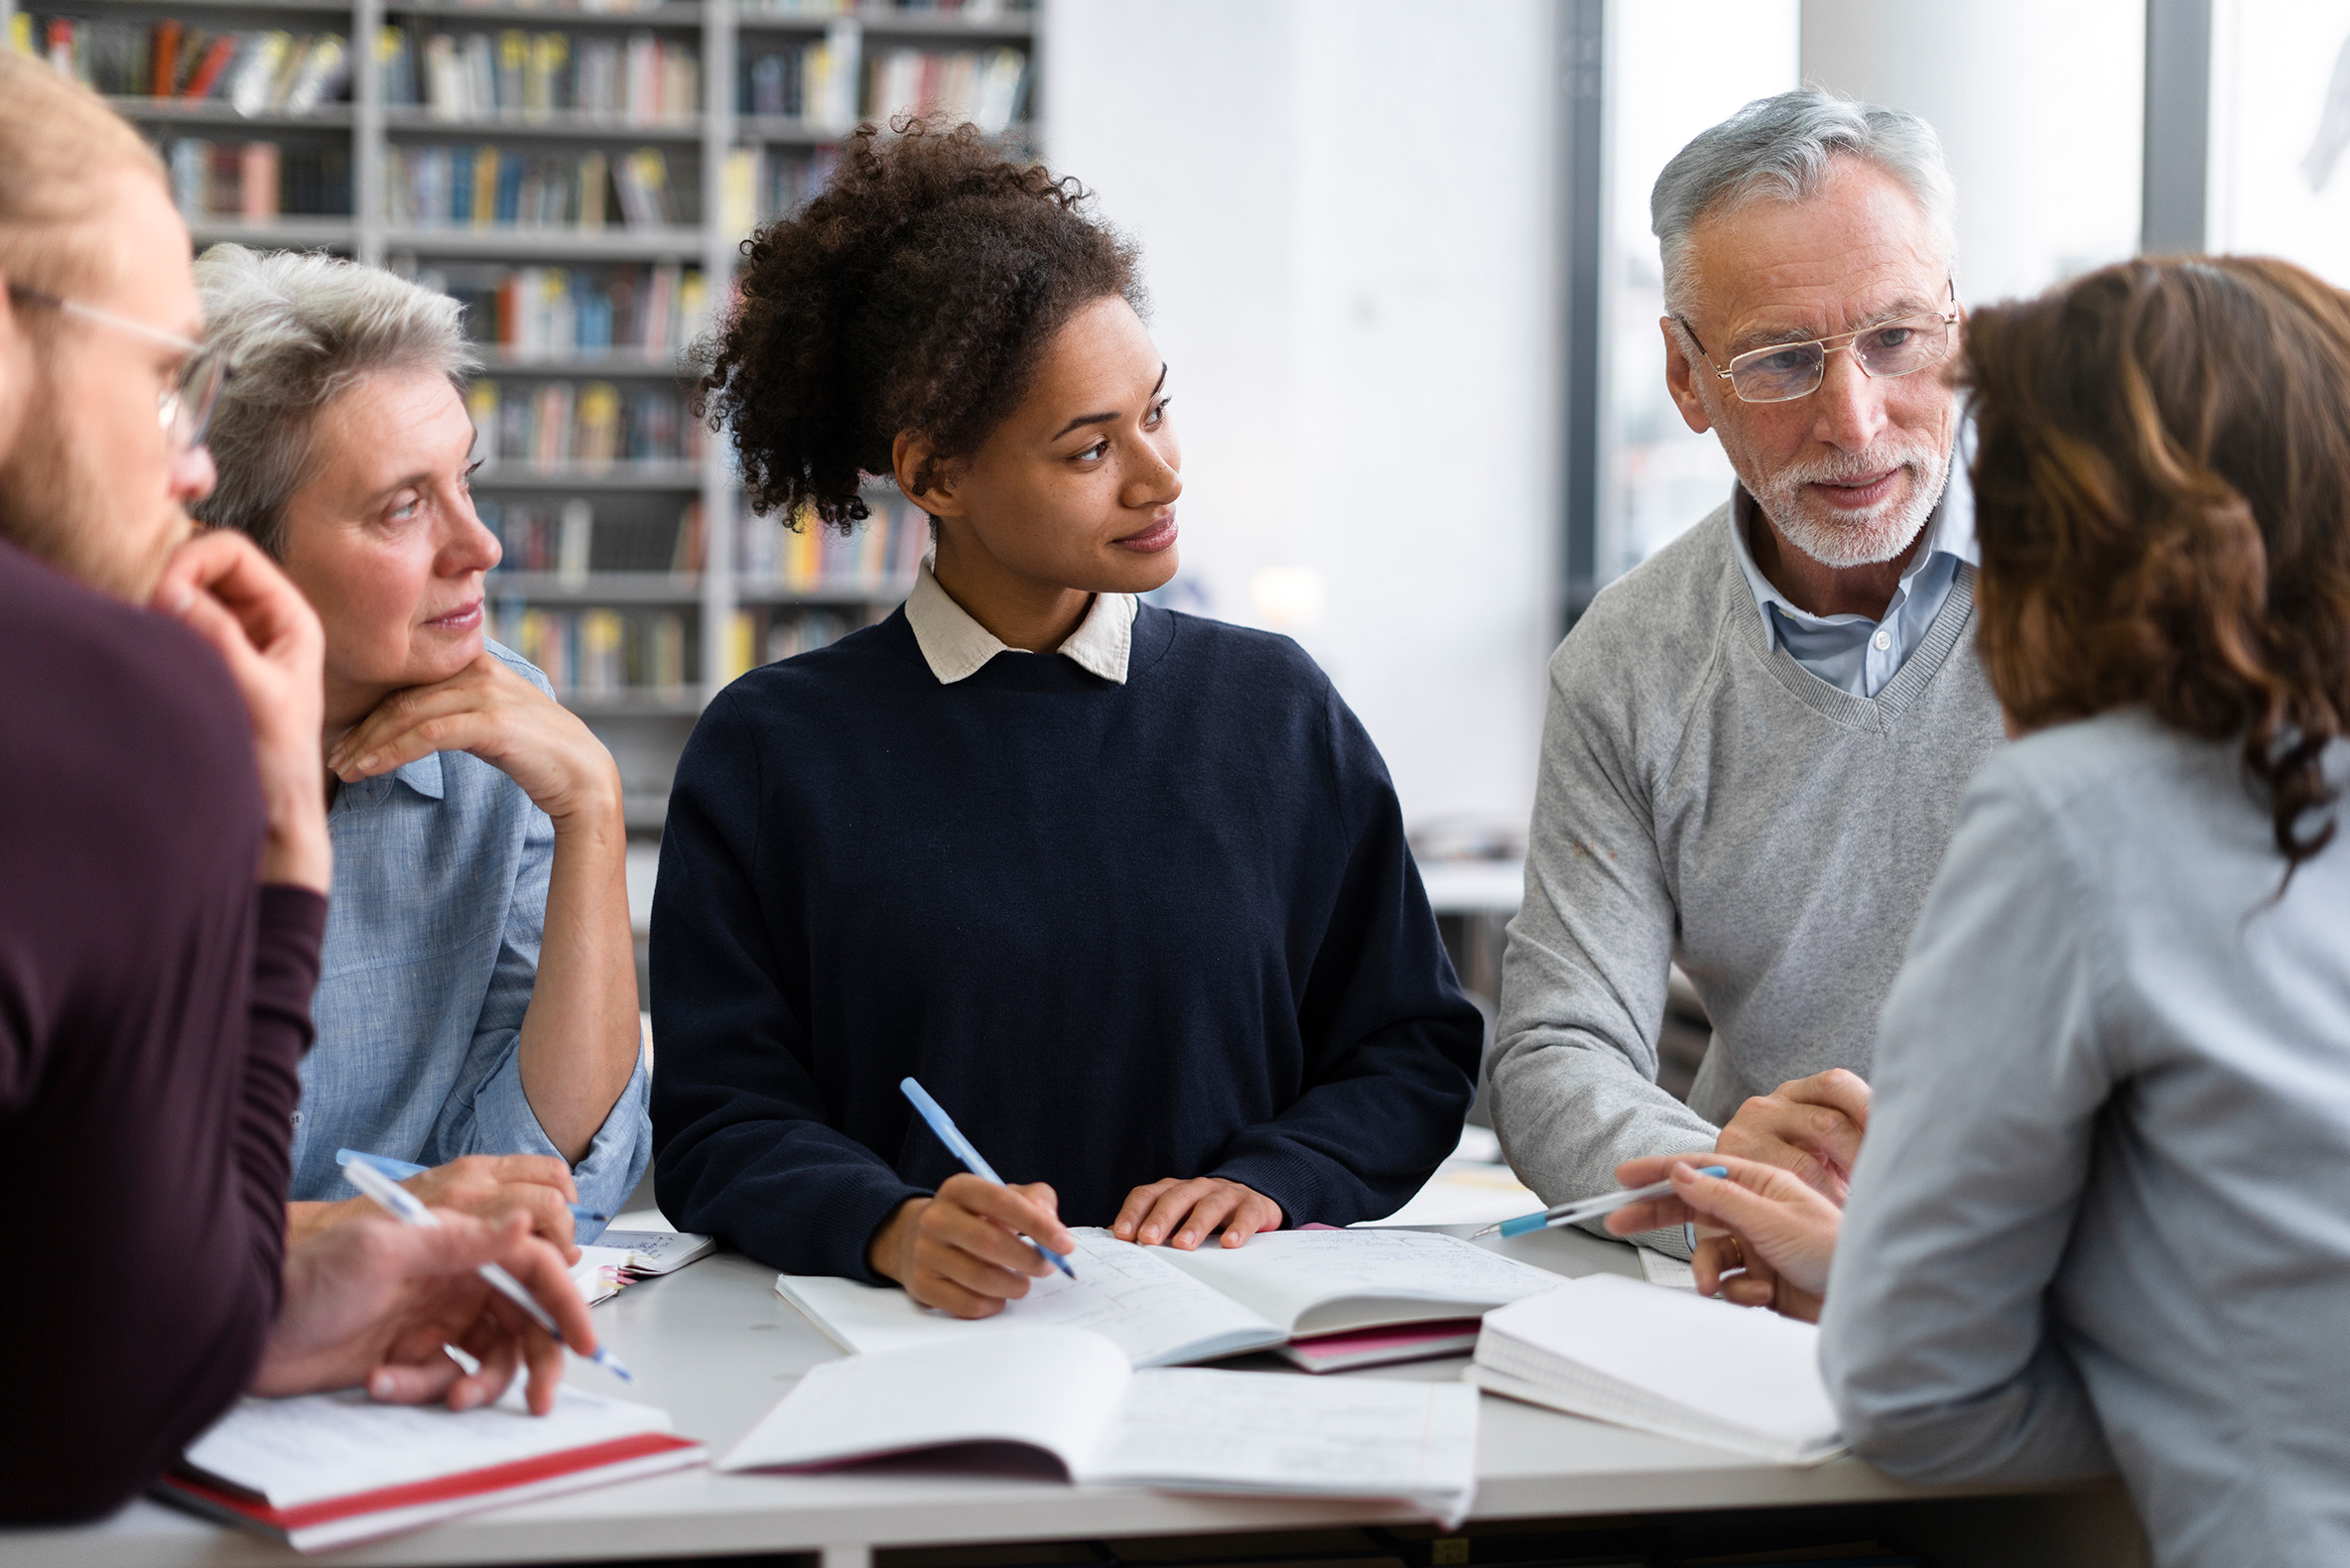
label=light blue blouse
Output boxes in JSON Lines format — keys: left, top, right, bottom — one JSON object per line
{"left": 286, "top": 641, "right": 650, "bottom": 1237}
{"left": 1823, "top": 709, "right": 2350, "bottom": 1566}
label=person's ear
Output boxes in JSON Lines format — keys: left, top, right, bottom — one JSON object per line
{"left": 891, "top": 430, "right": 966, "bottom": 519}
{"left": 1661, "top": 317, "right": 1713, "bottom": 437}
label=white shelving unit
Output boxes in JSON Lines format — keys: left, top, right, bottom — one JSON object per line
{"left": 10, "top": 0, "right": 1039, "bottom": 835}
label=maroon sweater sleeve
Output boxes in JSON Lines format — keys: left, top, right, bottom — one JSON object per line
{"left": 0, "top": 542, "right": 326, "bottom": 1522}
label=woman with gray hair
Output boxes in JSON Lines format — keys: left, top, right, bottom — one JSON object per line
{"left": 194, "top": 244, "right": 648, "bottom": 1248}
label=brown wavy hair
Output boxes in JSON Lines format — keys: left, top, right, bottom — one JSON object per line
{"left": 694, "top": 118, "right": 1141, "bottom": 533}
{"left": 1965, "top": 255, "right": 2350, "bottom": 881}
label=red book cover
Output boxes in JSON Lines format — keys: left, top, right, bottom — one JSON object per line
{"left": 159, "top": 1430, "right": 706, "bottom": 1553}
{"left": 181, "top": 35, "right": 239, "bottom": 100}
{"left": 150, "top": 19, "right": 184, "bottom": 97}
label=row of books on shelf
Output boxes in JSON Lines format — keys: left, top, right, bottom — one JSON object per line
{"left": 740, "top": 0, "right": 1030, "bottom": 17}
{"left": 467, "top": 379, "right": 704, "bottom": 468}
{"left": 866, "top": 45, "right": 1026, "bottom": 133}
{"left": 735, "top": 41, "right": 1024, "bottom": 134}
{"left": 423, "top": 263, "right": 708, "bottom": 358}
{"left": 730, "top": 605, "right": 863, "bottom": 675}
{"left": 736, "top": 498, "right": 929, "bottom": 589}
{"left": 384, "top": 144, "right": 689, "bottom": 230}
{"left": 737, "top": 38, "right": 853, "bottom": 126}
{"left": 22, "top": 17, "right": 350, "bottom": 113}
{"left": 484, "top": 602, "right": 874, "bottom": 701}
{"left": 722, "top": 146, "right": 840, "bottom": 229}
{"left": 166, "top": 138, "right": 351, "bottom": 221}
{"left": 495, "top": 604, "right": 693, "bottom": 699}
{"left": 380, "top": 26, "right": 700, "bottom": 124}
{"left": 484, "top": 497, "right": 703, "bottom": 578}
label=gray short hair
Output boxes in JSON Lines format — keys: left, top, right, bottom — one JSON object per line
{"left": 1651, "top": 88, "right": 1958, "bottom": 320}
{"left": 193, "top": 246, "right": 478, "bottom": 554}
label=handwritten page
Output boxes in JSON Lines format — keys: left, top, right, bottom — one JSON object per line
{"left": 1087, "top": 1368, "right": 1479, "bottom": 1525}
{"left": 774, "top": 1230, "right": 1283, "bottom": 1368}
{"left": 183, "top": 1384, "right": 674, "bottom": 1507}
{"left": 1155, "top": 1228, "right": 1564, "bottom": 1335}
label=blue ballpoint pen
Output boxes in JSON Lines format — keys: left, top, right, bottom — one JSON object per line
{"left": 339, "top": 1155, "right": 636, "bottom": 1384}
{"left": 1470, "top": 1165, "right": 1731, "bottom": 1241}
{"left": 335, "top": 1148, "right": 611, "bottom": 1225}
{"left": 898, "top": 1077, "right": 1077, "bottom": 1280}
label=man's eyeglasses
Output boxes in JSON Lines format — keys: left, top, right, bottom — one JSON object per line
{"left": 5, "top": 283, "right": 235, "bottom": 453}
{"left": 1677, "top": 282, "right": 1959, "bottom": 405}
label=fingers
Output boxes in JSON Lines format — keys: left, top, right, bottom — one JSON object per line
{"left": 940, "top": 1173, "right": 1073, "bottom": 1256}
{"left": 925, "top": 1184, "right": 1058, "bottom": 1280}
{"left": 1219, "top": 1191, "right": 1281, "bottom": 1247}
{"left": 332, "top": 707, "right": 506, "bottom": 783}
{"left": 365, "top": 1352, "right": 465, "bottom": 1406}
{"left": 1121, "top": 1178, "right": 1280, "bottom": 1249}
{"left": 1113, "top": 1179, "right": 1175, "bottom": 1241}
{"left": 155, "top": 530, "right": 310, "bottom": 643}
{"left": 1773, "top": 1067, "right": 1872, "bottom": 1134}
{"left": 476, "top": 1213, "right": 598, "bottom": 1359}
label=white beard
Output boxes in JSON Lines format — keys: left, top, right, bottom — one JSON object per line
{"left": 1747, "top": 437, "right": 1950, "bottom": 569}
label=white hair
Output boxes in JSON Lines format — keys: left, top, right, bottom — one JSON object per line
{"left": 192, "top": 246, "right": 478, "bottom": 554}
{"left": 1651, "top": 87, "right": 1958, "bottom": 319}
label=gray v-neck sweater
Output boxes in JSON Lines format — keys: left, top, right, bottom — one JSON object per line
{"left": 1491, "top": 499, "right": 2007, "bottom": 1225}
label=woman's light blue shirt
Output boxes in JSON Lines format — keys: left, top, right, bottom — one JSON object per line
{"left": 287, "top": 641, "right": 650, "bottom": 1237}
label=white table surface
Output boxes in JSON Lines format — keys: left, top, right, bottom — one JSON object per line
{"left": 1, "top": 1224, "right": 2095, "bottom": 1568}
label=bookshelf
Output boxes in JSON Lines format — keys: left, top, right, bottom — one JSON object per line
{"left": 8, "top": 0, "right": 1041, "bottom": 836}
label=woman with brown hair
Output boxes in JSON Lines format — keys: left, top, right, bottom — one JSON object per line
{"left": 1594, "top": 255, "right": 2350, "bottom": 1566}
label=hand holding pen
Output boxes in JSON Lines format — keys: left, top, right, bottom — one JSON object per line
{"left": 865, "top": 1078, "right": 1080, "bottom": 1320}
{"left": 251, "top": 1172, "right": 617, "bottom": 1414}
{"left": 340, "top": 1156, "right": 636, "bottom": 1385}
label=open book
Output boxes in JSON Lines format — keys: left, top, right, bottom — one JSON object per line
{"left": 1466, "top": 1273, "right": 1846, "bottom": 1465}
{"left": 775, "top": 1227, "right": 1565, "bottom": 1368}
{"left": 159, "top": 1384, "right": 705, "bottom": 1552}
{"left": 721, "top": 1327, "right": 1479, "bottom": 1526}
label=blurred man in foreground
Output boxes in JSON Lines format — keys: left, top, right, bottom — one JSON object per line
{"left": 0, "top": 53, "right": 598, "bottom": 1522}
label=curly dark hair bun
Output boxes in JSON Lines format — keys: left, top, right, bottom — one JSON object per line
{"left": 696, "top": 117, "right": 1143, "bottom": 533}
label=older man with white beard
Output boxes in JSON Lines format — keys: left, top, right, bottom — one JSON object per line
{"left": 1489, "top": 89, "right": 2006, "bottom": 1255}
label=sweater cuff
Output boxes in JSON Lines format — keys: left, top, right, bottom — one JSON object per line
{"left": 839, "top": 1180, "right": 932, "bottom": 1286}
{"left": 1208, "top": 1148, "right": 1334, "bottom": 1231}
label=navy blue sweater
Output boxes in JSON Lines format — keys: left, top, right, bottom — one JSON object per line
{"left": 649, "top": 603, "right": 1481, "bottom": 1281}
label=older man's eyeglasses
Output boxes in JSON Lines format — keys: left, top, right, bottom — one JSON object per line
{"left": 5, "top": 283, "right": 235, "bottom": 453}
{"left": 1677, "top": 282, "right": 1960, "bottom": 405}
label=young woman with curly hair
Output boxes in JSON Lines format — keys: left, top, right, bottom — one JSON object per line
{"left": 649, "top": 123, "right": 1483, "bottom": 1316}
{"left": 1593, "top": 255, "right": 2350, "bottom": 1566}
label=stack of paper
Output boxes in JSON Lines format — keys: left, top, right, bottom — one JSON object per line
{"left": 1466, "top": 1274, "right": 1845, "bottom": 1464}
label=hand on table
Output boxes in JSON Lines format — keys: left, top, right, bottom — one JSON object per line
{"left": 1714, "top": 1067, "right": 1872, "bottom": 1203}
{"left": 288, "top": 1154, "right": 582, "bottom": 1262}
{"left": 254, "top": 1208, "right": 599, "bottom": 1414}
{"left": 1604, "top": 1153, "right": 1841, "bottom": 1323}
{"left": 326, "top": 650, "right": 621, "bottom": 829}
{"left": 1112, "top": 1176, "right": 1282, "bottom": 1250}
{"left": 152, "top": 530, "right": 330, "bottom": 892}
{"left": 868, "top": 1174, "right": 1077, "bottom": 1319}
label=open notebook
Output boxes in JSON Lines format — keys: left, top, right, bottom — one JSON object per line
{"left": 1466, "top": 1273, "right": 1846, "bottom": 1465}
{"left": 158, "top": 1384, "right": 705, "bottom": 1552}
{"left": 721, "top": 1327, "right": 1479, "bottom": 1526}
{"left": 775, "top": 1227, "right": 1565, "bottom": 1368}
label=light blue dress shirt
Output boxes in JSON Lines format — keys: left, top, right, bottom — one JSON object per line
{"left": 287, "top": 640, "right": 650, "bottom": 1237}
{"left": 1729, "top": 457, "right": 1978, "bottom": 698}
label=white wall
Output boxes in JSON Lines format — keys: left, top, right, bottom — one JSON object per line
{"left": 1801, "top": 0, "right": 2145, "bottom": 309}
{"left": 1040, "top": 0, "right": 1560, "bottom": 835}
